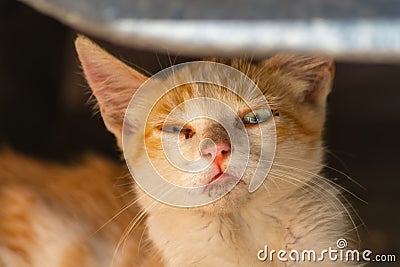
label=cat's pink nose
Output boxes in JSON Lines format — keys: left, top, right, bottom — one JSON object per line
{"left": 201, "top": 142, "right": 231, "bottom": 170}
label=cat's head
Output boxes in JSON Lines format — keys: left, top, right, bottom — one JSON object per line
{"left": 75, "top": 36, "right": 334, "bottom": 214}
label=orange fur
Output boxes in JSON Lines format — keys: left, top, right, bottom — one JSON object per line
{"left": 0, "top": 149, "right": 162, "bottom": 267}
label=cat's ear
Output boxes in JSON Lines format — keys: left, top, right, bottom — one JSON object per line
{"left": 75, "top": 35, "right": 148, "bottom": 144}
{"left": 266, "top": 54, "right": 334, "bottom": 107}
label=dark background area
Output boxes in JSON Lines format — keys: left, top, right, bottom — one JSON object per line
{"left": 1, "top": 1, "right": 399, "bottom": 265}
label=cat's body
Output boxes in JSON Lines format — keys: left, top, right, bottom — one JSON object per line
{"left": 0, "top": 36, "right": 361, "bottom": 267}
{"left": 0, "top": 150, "right": 161, "bottom": 267}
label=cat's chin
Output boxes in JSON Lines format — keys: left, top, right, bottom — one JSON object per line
{"left": 202, "top": 173, "right": 245, "bottom": 196}
{"left": 200, "top": 190, "right": 250, "bottom": 214}
{"left": 195, "top": 175, "right": 250, "bottom": 214}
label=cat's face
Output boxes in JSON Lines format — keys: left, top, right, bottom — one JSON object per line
{"left": 134, "top": 81, "right": 276, "bottom": 210}
{"left": 75, "top": 36, "right": 334, "bottom": 214}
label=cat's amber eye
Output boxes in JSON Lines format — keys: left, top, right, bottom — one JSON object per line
{"left": 162, "top": 125, "right": 194, "bottom": 139}
{"left": 242, "top": 109, "right": 272, "bottom": 124}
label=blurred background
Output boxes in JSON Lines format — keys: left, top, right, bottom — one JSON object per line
{"left": 0, "top": 1, "right": 399, "bottom": 265}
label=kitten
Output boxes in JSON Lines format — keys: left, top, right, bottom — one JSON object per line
{"left": 74, "top": 36, "right": 360, "bottom": 267}
{"left": 0, "top": 35, "right": 360, "bottom": 267}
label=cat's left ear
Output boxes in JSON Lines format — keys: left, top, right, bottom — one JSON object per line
{"left": 266, "top": 54, "right": 334, "bottom": 108}
{"left": 75, "top": 35, "right": 148, "bottom": 145}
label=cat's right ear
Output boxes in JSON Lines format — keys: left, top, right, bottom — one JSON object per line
{"left": 75, "top": 35, "right": 148, "bottom": 145}
{"left": 265, "top": 54, "right": 334, "bottom": 109}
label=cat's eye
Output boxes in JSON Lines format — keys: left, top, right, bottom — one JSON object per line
{"left": 242, "top": 109, "right": 272, "bottom": 124}
{"left": 161, "top": 125, "right": 194, "bottom": 139}
{"left": 162, "top": 125, "right": 184, "bottom": 133}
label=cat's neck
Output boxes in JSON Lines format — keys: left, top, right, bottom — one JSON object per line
{"left": 144, "top": 192, "right": 290, "bottom": 266}
{"left": 143, "top": 184, "right": 350, "bottom": 267}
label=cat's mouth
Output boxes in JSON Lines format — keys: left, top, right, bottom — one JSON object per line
{"left": 208, "top": 173, "right": 224, "bottom": 184}
{"left": 207, "top": 172, "right": 245, "bottom": 186}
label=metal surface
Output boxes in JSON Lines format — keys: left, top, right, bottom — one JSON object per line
{"left": 20, "top": 0, "right": 400, "bottom": 61}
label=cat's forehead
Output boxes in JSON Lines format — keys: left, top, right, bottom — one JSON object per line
{"left": 154, "top": 83, "right": 266, "bottom": 116}
{"left": 153, "top": 62, "right": 273, "bottom": 112}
